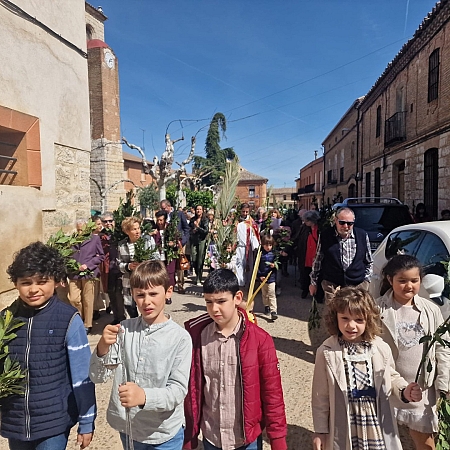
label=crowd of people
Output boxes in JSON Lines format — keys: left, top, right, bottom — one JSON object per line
{"left": 1, "top": 200, "right": 450, "bottom": 450}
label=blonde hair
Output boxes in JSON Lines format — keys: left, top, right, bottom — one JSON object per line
{"left": 324, "top": 286, "right": 381, "bottom": 341}
{"left": 121, "top": 216, "right": 142, "bottom": 233}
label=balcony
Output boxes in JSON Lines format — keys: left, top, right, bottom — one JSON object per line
{"left": 305, "top": 183, "right": 315, "bottom": 193}
{"left": 385, "top": 111, "right": 406, "bottom": 147}
{"left": 327, "top": 169, "right": 337, "bottom": 185}
{"left": 298, "top": 187, "right": 305, "bottom": 194}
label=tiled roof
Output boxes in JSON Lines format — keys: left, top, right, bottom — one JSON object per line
{"left": 271, "top": 187, "right": 296, "bottom": 194}
{"left": 123, "top": 151, "right": 153, "bottom": 165}
{"left": 238, "top": 166, "right": 268, "bottom": 182}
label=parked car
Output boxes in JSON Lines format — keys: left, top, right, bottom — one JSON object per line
{"left": 368, "top": 221, "right": 450, "bottom": 318}
{"left": 333, "top": 197, "right": 414, "bottom": 251}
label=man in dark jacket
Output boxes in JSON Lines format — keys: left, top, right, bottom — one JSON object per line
{"left": 160, "top": 199, "right": 190, "bottom": 294}
{"left": 309, "top": 207, "right": 373, "bottom": 303}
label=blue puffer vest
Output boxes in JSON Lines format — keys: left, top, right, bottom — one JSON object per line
{"left": 1, "top": 296, "right": 79, "bottom": 441}
{"left": 320, "top": 226, "right": 368, "bottom": 287}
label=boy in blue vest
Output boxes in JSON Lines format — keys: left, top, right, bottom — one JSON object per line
{"left": 1, "top": 241, "right": 96, "bottom": 450}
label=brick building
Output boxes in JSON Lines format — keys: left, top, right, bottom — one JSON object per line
{"left": 270, "top": 187, "right": 296, "bottom": 209}
{"left": 123, "top": 151, "right": 155, "bottom": 192}
{"left": 357, "top": 0, "right": 450, "bottom": 219}
{"left": 86, "top": 3, "right": 126, "bottom": 213}
{"left": 322, "top": 98, "right": 362, "bottom": 205}
{"left": 296, "top": 155, "right": 324, "bottom": 209}
{"left": 236, "top": 166, "right": 268, "bottom": 210}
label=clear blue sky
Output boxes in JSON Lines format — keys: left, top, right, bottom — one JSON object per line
{"left": 100, "top": 0, "right": 438, "bottom": 187}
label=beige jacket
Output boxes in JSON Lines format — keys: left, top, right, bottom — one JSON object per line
{"left": 311, "top": 335, "right": 407, "bottom": 450}
{"left": 376, "top": 290, "right": 450, "bottom": 393}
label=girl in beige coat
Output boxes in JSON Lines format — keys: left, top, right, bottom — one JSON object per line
{"left": 312, "top": 286, "right": 421, "bottom": 450}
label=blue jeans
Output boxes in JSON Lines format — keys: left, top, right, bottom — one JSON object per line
{"left": 8, "top": 430, "right": 70, "bottom": 450}
{"left": 203, "top": 435, "right": 263, "bottom": 450}
{"left": 119, "top": 427, "right": 184, "bottom": 450}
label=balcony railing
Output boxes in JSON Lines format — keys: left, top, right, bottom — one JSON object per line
{"left": 385, "top": 111, "right": 406, "bottom": 146}
{"left": 305, "top": 183, "right": 315, "bottom": 193}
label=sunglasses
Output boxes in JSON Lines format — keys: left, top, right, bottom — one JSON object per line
{"left": 337, "top": 220, "right": 355, "bottom": 226}
{"left": 102, "top": 220, "right": 114, "bottom": 223}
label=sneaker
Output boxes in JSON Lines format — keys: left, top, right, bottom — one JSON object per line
{"left": 196, "top": 281, "right": 202, "bottom": 286}
{"left": 178, "top": 287, "right": 186, "bottom": 294}
{"left": 264, "top": 306, "right": 271, "bottom": 315}
{"left": 165, "top": 298, "right": 172, "bottom": 305}
{"left": 271, "top": 311, "right": 278, "bottom": 320}
{"left": 85, "top": 327, "right": 92, "bottom": 335}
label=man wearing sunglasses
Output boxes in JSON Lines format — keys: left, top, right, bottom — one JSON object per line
{"left": 309, "top": 207, "right": 373, "bottom": 303}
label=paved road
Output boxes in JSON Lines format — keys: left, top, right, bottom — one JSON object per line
{"left": 0, "top": 265, "right": 414, "bottom": 449}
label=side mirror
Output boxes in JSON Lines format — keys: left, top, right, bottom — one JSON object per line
{"left": 421, "top": 274, "right": 445, "bottom": 306}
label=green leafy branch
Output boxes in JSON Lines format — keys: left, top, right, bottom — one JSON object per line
{"left": 0, "top": 310, "right": 26, "bottom": 399}
{"left": 308, "top": 296, "right": 321, "bottom": 331}
{"left": 134, "top": 237, "right": 158, "bottom": 263}
{"left": 46, "top": 220, "right": 96, "bottom": 275}
{"left": 416, "top": 315, "right": 450, "bottom": 449}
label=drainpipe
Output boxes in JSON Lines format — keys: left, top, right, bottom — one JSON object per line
{"left": 356, "top": 106, "right": 361, "bottom": 197}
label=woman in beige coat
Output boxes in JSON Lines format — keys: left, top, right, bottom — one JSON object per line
{"left": 312, "top": 287, "right": 421, "bottom": 450}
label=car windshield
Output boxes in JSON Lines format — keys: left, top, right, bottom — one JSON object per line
{"left": 354, "top": 206, "right": 412, "bottom": 232}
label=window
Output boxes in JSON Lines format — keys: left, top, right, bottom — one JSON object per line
{"left": 428, "top": 48, "right": 440, "bottom": 102}
{"left": 376, "top": 105, "right": 381, "bottom": 138}
{"left": 385, "top": 230, "right": 422, "bottom": 259}
{"left": 248, "top": 185, "right": 255, "bottom": 198}
{"left": 365, "top": 172, "right": 371, "bottom": 198}
{"left": 374, "top": 168, "right": 381, "bottom": 199}
{"left": 0, "top": 106, "right": 41, "bottom": 187}
{"left": 283, "top": 195, "right": 286, "bottom": 200}
{"left": 424, "top": 148, "right": 439, "bottom": 219}
{"left": 416, "top": 232, "right": 449, "bottom": 268}
{"left": 340, "top": 167, "right": 344, "bottom": 183}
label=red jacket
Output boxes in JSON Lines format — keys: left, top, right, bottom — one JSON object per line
{"left": 183, "top": 309, "right": 287, "bottom": 450}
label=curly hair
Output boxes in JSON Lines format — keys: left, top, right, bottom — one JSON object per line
{"left": 7, "top": 241, "right": 67, "bottom": 283}
{"left": 121, "top": 216, "right": 142, "bottom": 233}
{"left": 324, "top": 286, "right": 381, "bottom": 342}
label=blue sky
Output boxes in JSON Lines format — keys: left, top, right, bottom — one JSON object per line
{"left": 100, "top": 0, "right": 438, "bottom": 187}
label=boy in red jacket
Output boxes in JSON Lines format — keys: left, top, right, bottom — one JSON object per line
{"left": 184, "top": 269, "right": 287, "bottom": 450}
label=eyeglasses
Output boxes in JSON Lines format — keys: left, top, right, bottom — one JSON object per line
{"left": 102, "top": 220, "right": 114, "bottom": 223}
{"left": 337, "top": 220, "right": 355, "bottom": 226}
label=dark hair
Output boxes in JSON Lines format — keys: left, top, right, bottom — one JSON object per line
{"left": 415, "top": 202, "right": 427, "bottom": 215}
{"left": 203, "top": 269, "right": 240, "bottom": 296}
{"left": 240, "top": 203, "right": 250, "bottom": 209}
{"left": 302, "top": 210, "right": 320, "bottom": 224}
{"left": 380, "top": 254, "right": 423, "bottom": 295}
{"left": 7, "top": 241, "right": 67, "bottom": 283}
{"left": 155, "top": 210, "right": 168, "bottom": 220}
{"left": 261, "top": 234, "right": 274, "bottom": 246}
{"left": 130, "top": 260, "right": 170, "bottom": 291}
{"left": 324, "top": 286, "right": 381, "bottom": 341}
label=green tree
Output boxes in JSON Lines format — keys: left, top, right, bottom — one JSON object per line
{"left": 185, "top": 189, "right": 213, "bottom": 210}
{"left": 166, "top": 183, "right": 178, "bottom": 209}
{"left": 137, "top": 184, "right": 159, "bottom": 216}
{"left": 193, "top": 113, "right": 236, "bottom": 187}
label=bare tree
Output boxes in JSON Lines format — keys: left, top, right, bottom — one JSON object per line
{"left": 122, "top": 134, "right": 196, "bottom": 201}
